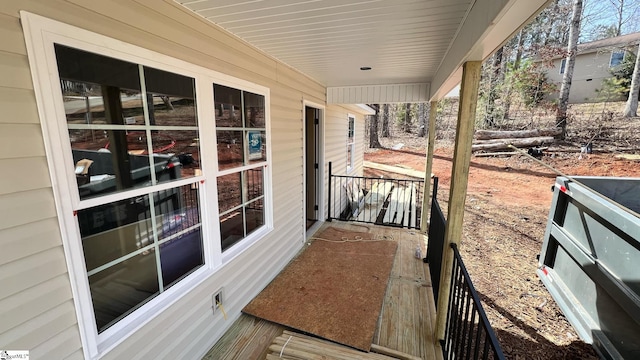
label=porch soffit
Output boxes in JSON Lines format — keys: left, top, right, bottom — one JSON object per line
{"left": 175, "top": 0, "right": 550, "bottom": 102}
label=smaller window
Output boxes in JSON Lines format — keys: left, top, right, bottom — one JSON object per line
{"left": 347, "top": 115, "right": 355, "bottom": 172}
{"left": 610, "top": 50, "right": 625, "bottom": 68}
{"left": 559, "top": 58, "right": 566, "bottom": 74}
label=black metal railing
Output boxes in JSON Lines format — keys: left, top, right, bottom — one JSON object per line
{"left": 327, "top": 162, "right": 423, "bottom": 229}
{"left": 425, "top": 177, "right": 446, "bottom": 305}
{"left": 421, "top": 176, "right": 504, "bottom": 359}
{"left": 443, "top": 243, "right": 506, "bottom": 360}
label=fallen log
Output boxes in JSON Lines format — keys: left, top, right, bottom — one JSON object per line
{"left": 474, "top": 127, "right": 562, "bottom": 140}
{"left": 473, "top": 151, "right": 519, "bottom": 157}
{"left": 472, "top": 136, "right": 555, "bottom": 152}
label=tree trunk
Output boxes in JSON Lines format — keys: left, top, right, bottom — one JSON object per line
{"left": 404, "top": 103, "right": 412, "bottom": 132}
{"left": 382, "top": 104, "right": 390, "bottom": 137}
{"left": 474, "top": 127, "right": 563, "bottom": 140}
{"left": 624, "top": 43, "right": 640, "bottom": 117}
{"left": 503, "top": 28, "right": 527, "bottom": 121}
{"left": 556, "top": 0, "right": 583, "bottom": 139}
{"left": 471, "top": 136, "right": 555, "bottom": 152}
{"left": 417, "top": 103, "right": 427, "bottom": 137}
{"left": 616, "top": 0, "right": 624, "bottom": 37}
{"left": 485, "top": 47, "right": 504, "bottom": 127}
{"left": 369, "top": 104, "right": 382, "bottom": 148}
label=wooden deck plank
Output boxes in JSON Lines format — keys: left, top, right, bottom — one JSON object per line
{"left": 382, "top": 187, "right": 402, "bottom": 224}
{"left": 357, "top": 182, "right": 393, "bottom": 222}
{"left": 202, "top": 315, "right": 284, "bottom": 360}
{"left": 203, "top": 223, "right": 441, "bottom": 360}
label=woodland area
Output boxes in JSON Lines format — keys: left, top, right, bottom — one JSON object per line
{"left": 367, "top": 0, "right": 640, "bottom": 153}
{"left": 363, "top": 0, "right": 640, "bottom": 358}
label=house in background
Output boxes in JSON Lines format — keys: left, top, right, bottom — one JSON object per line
{"left": 547, "top": 32, "right": 640, "bottom": 103}
{"left": 0, "top": 1, "right": 548, "bottom": 359}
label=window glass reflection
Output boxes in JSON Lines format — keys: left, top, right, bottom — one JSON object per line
{"left": 214, "top": 84, "right": 242, "bottom": 128}
{"left": 246, "top": 199, "right": 264, "bottom": 236}
{"left": 244, "top": 91, "right": 265, "bottom": 128}
{"left": 247, "top": 130, "right": 267, "bottom": 164}
{"left": 89, "top": 251, "right": 159, "bottom": 333}
{"left": 245, "top": 168, "right": 263, "bottom": 201}
{"left": 217, "top": 172, "right": 242, "bottom": 213}
{"left": 78, "top": 195, "right": 153, "bottom": 271}
{"left": 57, "top": 45, "right": 201, "bottom": 201}
{"left": 217, "top": 131, "right": 244, "bottom": 170}
{"left": 220, "top": 209, "right": 244, "bottom": 251}
{"left": 156, "top": 186, "right": 203, "bottom": 288}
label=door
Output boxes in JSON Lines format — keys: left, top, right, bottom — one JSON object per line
{"left": 305, "top": 106, "right": 319, "bottom": 229}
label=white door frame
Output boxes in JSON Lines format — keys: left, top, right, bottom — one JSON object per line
{"left": 302, "top": 99, "right": 325, "bottom": 239}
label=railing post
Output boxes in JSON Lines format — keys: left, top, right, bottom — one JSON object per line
{"left": 327, "top": 161, "right": 332, "bottom": 221}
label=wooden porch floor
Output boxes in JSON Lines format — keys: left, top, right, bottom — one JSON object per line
{"left": 203, "top": 222, "right": 442, "bottom": 359}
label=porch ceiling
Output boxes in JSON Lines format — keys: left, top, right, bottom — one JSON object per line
{"left": 175, "top": 0, "right": 550, "bottom": 102}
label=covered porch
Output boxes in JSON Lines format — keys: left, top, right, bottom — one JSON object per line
{"left": 204, "top": 221, "right": 441, "bottom": 359}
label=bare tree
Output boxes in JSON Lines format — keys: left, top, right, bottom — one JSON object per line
{"left": 403, "top": 103, "right": 412, "bottom": 132}
{"left": 484, "top": 47, "right": 504, "bottom": 127}
{"left": 382, "top": 104, "right": 390, "bottom": 137}
{"left": 503, "top": 28, "right": 527, "bottom": 121}
{"left": 582, "top": 0, "right": 640, "bottom": 41}
{"left": 624, "top": 43, "right": 640, "bottom": 117}
{"left": 556, "top": 0, "right": 583, "bottom": 138}
{"left": 417, "top": 103, "right": 428, "bottom": 137}
{"left": 369, "top": 104, "right": 383, "bottom": 147}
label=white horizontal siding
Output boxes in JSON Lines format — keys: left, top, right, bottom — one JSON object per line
{"left": 327, "top": 83, "right": 430, "bottom": 104}
{"left": 0, "top": 124, "right": 46, "bottom": 159}
{"left": 0, "top": 157, "right": 52, "bottom": 195}
{"left": 0, "top": 87, "right": 41, "bottom": 124}
{"left": 0, "top": 13, "right": 27, "bottom": 55}
{"left": 0, "top": 8, "right": 78, "bottom": 359}
{"left": 0, "top": 189, "right": 57, "bottom": 229}
{"left": 0, "top": 52, "right": 33, "bottom": 90}
{"left": 32, "top": 325, "right": 82, "bottom": 359}
{"left": 1, "top": 217, "right": 62, "bottom": 265}
{"left": 322, "top": 107, "right": 368, "bottom": 219}
{"left": 0, "top": 1, "right": 330, "bottom": 359}
{"left": 0, "top": 300, "right": 78, "bottom": 351}
{"left": 0, "top": 275, "right": 73, "bottom": 334}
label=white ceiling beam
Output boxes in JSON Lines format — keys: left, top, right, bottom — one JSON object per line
{"left": 327, "top": 83, "right": 430, "bottom": 104}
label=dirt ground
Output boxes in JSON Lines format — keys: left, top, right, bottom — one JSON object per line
{"left": 364, "top": 146, "right": 640, "bottom": 359}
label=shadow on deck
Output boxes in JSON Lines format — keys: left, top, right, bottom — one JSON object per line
{"left": 203, "top": 221, "right": 442, "bottom": 359}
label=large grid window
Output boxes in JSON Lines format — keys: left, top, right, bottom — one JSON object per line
{"left": 55, "top": 45, "right": 204, "bottom": 333}
{"left": 26, "top": 14, "right": 272, "bottom": 354}
{"left": 214, "top": 84, "right": 267, "bottom": 251}
{"left": 347, "top": 115, "right": 355, "bottom": 172}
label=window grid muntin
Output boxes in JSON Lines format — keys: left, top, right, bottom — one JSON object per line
{"left": 56, "top": 44, "right": 201, "bottom": 204}
{"left": 214, "top": 85, "right": 267, "bottom": 251}
{"left": 24, "top": 15, "right": 272, "bottom": 353}
{"left": 55, "top": 44, "right": 206, "bottom": 333}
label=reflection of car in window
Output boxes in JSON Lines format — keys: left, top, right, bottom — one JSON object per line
{"left": 72, "top": 148, "right": 183, "bottom": 199}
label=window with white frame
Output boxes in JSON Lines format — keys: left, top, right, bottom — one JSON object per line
{"left": 610, "top": 50, "right": 625, "bottom": 67}
{"left": 347, "top": 115, "right": 355, "bottom": 171}
{"left": 214, "top": 84, "right": 267, "bottom": 251}
{"left": 55, "top": 44, "right": 205, "bottom": 334}
{"left": 23, "top": 12, "right": 271, "bottom": 356}
{"left": 559, "top": 58, "right": 566, "bottom": 74}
